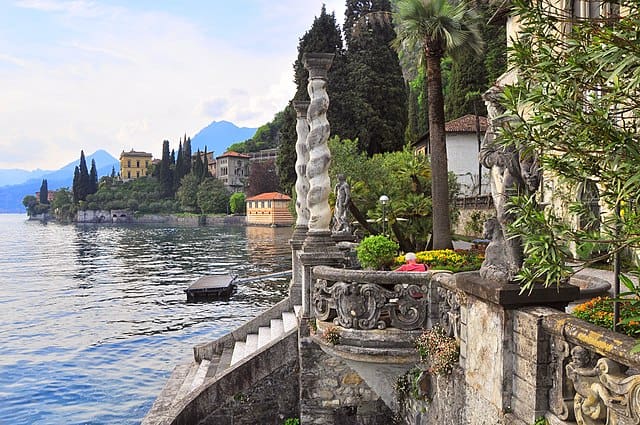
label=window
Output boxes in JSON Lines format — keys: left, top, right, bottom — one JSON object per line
{"left": 136, "top": 160, "right": 140, "bottom": 168}
{"left": 127, "top": 160, "right": 131, "bottom": 167}
{"left": 136, "top": 171, "right": 140, "bottom": 178}
{"left": 127, "top": 171, "right": 131, "bottom": 179}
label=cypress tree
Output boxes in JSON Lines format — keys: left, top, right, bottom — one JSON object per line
{"left": 77, "top": 150, "right": 90, "bottom": 201}
{"left": 72, "top": 166, "right": 80, "bottom": 203}
{"left": 202, "top": 147, "right": 211, "bottom": 179}
{"left": 39, "top": 179, "right": 49, "bottom": 204}
{"left": 343, "top": 0, "right": 408, "bottom": 155}
{"left": 183, "top": 136, "right": 192, "bottom": 175}
{"left": 111, "top": 166, "right": 116, "bottom": 179}
{"left": 159, "top": 140, "right": 173, "bottom": 198}
{"left": 278, "top": 5, "right": 349, "bottom": 193}
{"left": 89, "top": 159, "right": 98, "bottom": 195}
{"left": 174, "top": 141, "right": 184, "bottom": 192}
{"left": 192, "top": 149, "right": 204, "bottom": 183}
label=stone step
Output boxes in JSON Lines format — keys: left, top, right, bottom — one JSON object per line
{"left": 214, "top": 345, "right": 234, "bottom": 378}
{"left": 282, "top": 311, "right": 297, "bottom": 332}
{"left": 270, "top": 319, "right": 284, "bottom": 339}
{"left": 230, "top": 340, "right": 246, "bottom": 366}
{"left": 258, "top": 326, "right": 271, "bottom": 348}
{"left": 245, "top": 333, "right": 258, "bottom": 355}
{"left": 174, "top": 362, "right": 200, "bottom": 401}
{"left": 190, "top": 359, "right": 211, "bottom": 391}
{"left": 205, "top": 354, "right": 221, "bottom": 379}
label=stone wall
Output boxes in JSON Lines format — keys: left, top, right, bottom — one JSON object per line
{"left": 394, "top": 272, "right": 639, "bottom": 425}
{"left": 299, "top": 335, "right": 394, "bottom": 425}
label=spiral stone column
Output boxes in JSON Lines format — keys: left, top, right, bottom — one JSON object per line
{"left": 297, "top": 53, "right": 343, "bottom": 330}
{"left": 289, "top": 100, "right": 310, "bottom": 305}
{"left": 303, "top": 52, "right": 335, "bottom": 249}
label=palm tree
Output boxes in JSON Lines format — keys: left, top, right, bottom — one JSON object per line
{"left": 394, "top": 0, "right": 483, "bottom": 250}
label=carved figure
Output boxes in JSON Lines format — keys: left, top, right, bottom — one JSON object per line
{"left": 332, "top": 174, "right": 351, "bottom": 234}
{"left": 479, "top": 85, "right": 541, "bottom": 283}
{"left": 566, "top": 346, "right": 607, "bottom": 424}
{"left": 479, "top": 217, "right": 514, "bottom": 283}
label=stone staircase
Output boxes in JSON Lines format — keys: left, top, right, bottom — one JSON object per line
{"left": 142, "top": 299, "right": 300, "bottom": 425}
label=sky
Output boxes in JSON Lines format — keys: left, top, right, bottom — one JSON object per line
{"left": 0, "top": 0, "right": 345, "bottom": 171}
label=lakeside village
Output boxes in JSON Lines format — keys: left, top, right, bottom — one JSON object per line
{"left": 23, "top": 0, "right": 640, "bottom": 424}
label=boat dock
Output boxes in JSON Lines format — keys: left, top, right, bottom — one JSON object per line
{"left": 185, "top": 270, "right": 292, "bottom": 302}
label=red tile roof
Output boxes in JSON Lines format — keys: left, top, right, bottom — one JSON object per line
{"left": 218, "top": 151, "right": 251, "bottom": 159}
{"left": 246, "top": 192, "right": 292, "bottom": 201}
{"left": 445, "top": 114, "right": 488, "bottom": 133}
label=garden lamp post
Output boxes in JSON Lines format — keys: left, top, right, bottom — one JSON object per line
{"left": 379, "top": 195, "right": 389, "bottom": 236}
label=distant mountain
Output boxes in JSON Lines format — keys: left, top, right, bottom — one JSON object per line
{"left": 0, "top": 168, "right": 51, "bottom": 187}
{"left": 190, "top": 120, "right": 257, "bottom": 156}
{"left": 0, "top": 150, "right": 119, "bottom": 213}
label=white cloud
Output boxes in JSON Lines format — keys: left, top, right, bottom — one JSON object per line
{"left": 0, "top": 1, "right": 347, "bottom": 170}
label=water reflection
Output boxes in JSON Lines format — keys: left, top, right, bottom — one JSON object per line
{"left": 0, "top": 217, "right": 292, "bottom": 425}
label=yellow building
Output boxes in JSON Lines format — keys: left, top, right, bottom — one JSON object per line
{"left": 120, "top": 150, "right": 153, "bottom": 181}
{"left": 246, "top": 192, "right": 294, "bottom": 227}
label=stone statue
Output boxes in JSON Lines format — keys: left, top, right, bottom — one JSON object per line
{"left": 565, "top": 346, "right": 607, "bottom": 424}
{"left": 479, "top": 85, "right": 541, "bottom": 283}
{"left": 332, "top": 174, "right": 351, "bottom": 235}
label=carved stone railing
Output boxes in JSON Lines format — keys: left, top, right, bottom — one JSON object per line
{"left": 312, "top": 266, "right": 434, "bottom": 331}
{"left": 543, "top": 314, "right": 640, "bottom": 425}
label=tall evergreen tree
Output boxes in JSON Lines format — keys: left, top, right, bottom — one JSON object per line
{"left": 72, "top": 166, "right": 80, "bottom": 203}
{"left": 183, "top": 136, "right": 192, "bottom": 176}
{"left": 202, "top": 148, "right": 211, "bottom": 179}
{"left": 39, "top": 179, "right": 49, "bottom": 204}
{"left": 343, "top": 0, "right": 408, "bottom": 155}
{"left": 76, "top": 150, "right": 91, "bottom": 202}
{"left": 159, "top": 140, "right": 173, "bottom": 198}
{"left": 277, "top": 5, "right": 350, "bottom": 193}
{"left": 192, "top": 149, "right": 204, "bottom": 183}
{"left": 174, "top": 141, "right": 184, "bottom": 192}
{"left": 89, "top": 159, "right": 98, "bottom": 195}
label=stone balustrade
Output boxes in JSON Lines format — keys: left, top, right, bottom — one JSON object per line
{"left": 312, "top": 266, "right": 440, "bottom": 331}
{"left": 543, "top": 312, "right": 640, "bottom": 425}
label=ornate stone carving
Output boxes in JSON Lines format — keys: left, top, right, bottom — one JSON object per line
{"left": 436, "top": 286, "right": 461, "bottom": 339}
{"left": 293, "top": 101, "right": 310, "bottom": 229}
{"left": 313, "top": 278, "right": 428, "bottom": 331}
{"left": 565, "top": 345, "right": 640, "bottom": 425}
{"left": 303, "top": 53, "right": 334, "bottom": 237}
{"left": 549, "top": 337, "right": 575, "bottom": 420}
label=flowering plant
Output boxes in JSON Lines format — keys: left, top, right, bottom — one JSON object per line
{"left": 573, "top": 296, "right": 640, "bottom": 338}
{"left": 395, "top": 249, "right": 483, "bottom": 272}
{"left": 415, "top": 325, "right": 459, "bottom": 375}
{"left": 320, "top": 326, "right": 341, "bottom": 345}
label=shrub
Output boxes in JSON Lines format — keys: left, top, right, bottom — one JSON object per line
{"left": 356, "top": 235, "right": 399, "bottom": 270}
{"left": 320, "top": 326, "right": 340, "bottom": 345}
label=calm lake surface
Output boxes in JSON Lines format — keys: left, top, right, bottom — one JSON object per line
{"left": 0, "top": 214, "right": 293, "bottom": 425}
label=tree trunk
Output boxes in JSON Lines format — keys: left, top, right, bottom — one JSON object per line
{"left": 348, "top": 199, "right": 377, "bottom": 235}
{"left": 426, "top": 54, "right": 453, "bottom": 250}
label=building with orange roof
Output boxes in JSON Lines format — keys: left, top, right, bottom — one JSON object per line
{"left": 245, "top": 192, "right": 294, "bottom": 227}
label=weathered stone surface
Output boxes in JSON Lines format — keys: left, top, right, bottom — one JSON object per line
{"left": 299, "top": 335, "right": 393, "bottom": 425}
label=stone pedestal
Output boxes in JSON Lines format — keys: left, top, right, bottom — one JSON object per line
{"left": 452, "top": 271, "right": 579, "bottom": 419}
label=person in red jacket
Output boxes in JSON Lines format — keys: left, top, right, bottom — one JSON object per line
{"left": 395, "top": 252, "right": 428, "bottom": 272}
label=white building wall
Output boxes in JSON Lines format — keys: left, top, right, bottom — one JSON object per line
{"left": 446, "top": 132, "right": 490, "bottom": 196}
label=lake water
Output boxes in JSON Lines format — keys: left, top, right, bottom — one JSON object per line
{"left": 0, "top": 214, "right": 293, "bottom": 425}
